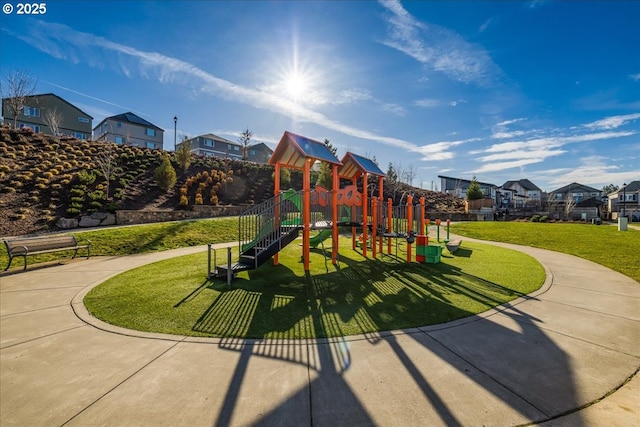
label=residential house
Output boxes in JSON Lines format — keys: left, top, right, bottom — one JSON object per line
{"left": 548, "top": 182, "right": 601, "bottom": 204}
{"left": 1, "top": 93, "right": 93, "bottom": 139}
{"left": 500, "top": 179, "right": 543, "bottom": 210}
{"left": 177, "top": 133, "right": 243, "bottom": 160}
{"left": 548, "top": 182, "right": 603, "bottom": 220}
{"left": 246, "top": 142, "right": 273, "bottom": 164}
{"left": 438, "top": 175, "right": 498, "bottom": 202}
{"left": 93, "top": 112, "right": 164, "bottom": 150}
{"left": 607, "top": 181, "right": 640, "bottom": 220}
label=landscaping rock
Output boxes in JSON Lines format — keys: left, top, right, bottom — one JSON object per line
{"left": 90, "top": 212, "right": 108, "bottom": 220}
{"left": 79, "top": 216, "right": 101, "bottom": 227}
{"left": 56, "top": 217, "right": 78, "bottom": 229}
{"left": 101, "top": 213, "right": 116, "bottom": 226}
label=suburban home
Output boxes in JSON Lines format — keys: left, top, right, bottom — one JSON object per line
{"left": 438, "top": 175, "right": 498, "bottom": 203}
{"left": 548, "top": 182, "right": 602, "bottom": 204}
{"left": 500, "top": 179, "right": 543, "bottom": 210}
{"left": 246, "top": 142, "right": 274, "bottom": 164}
{"left": 607, "top": 181, "right": 640, "bottom": 221}
{"left": 1, "top": 93, "right": 93, "bottom": 139}
{"left": 93, "top": 112, "right": 164, "bottom": 150}
{"left": 548, "top": 182, "right": 603, "bottom": 220}
{"left": 177, "top": 133, "right": 244, "bottom": 160}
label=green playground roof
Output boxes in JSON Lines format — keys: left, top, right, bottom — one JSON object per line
{"left": 269, "top": 131, "right": 342, "bottom": 169}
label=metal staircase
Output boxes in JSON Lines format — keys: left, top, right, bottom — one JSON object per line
{"left": 211, "top": 189, "right": 303, "bottom": 279}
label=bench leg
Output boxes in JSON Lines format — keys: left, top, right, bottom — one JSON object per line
{"left": 4, "top": 256, "right": 13, "bottom": 271}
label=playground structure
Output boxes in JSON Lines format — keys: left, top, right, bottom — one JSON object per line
{"left": 209, "top": 131, "right": 452, "bottom": 283}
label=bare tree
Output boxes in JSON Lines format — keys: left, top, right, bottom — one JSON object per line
{"left": 564, "top": 194, "right": 577, "bottom": 220}
{"left": 95, "top": 143, "right": 117, "bottom": 201}
{"left": 1, "top": 70, "right": 37, "bottom": 129}
{"left": 238, "top": 127, "right": 253, "bottom": 160}
{"left": 43, "top": 107, "right": 62, "bottom": 136}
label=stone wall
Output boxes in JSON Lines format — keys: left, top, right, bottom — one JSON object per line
{"left": 116, "top": 205, "right": 248, "bottom": 226}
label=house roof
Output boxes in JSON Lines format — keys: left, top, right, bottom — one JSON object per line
{"left": 502, "top": 179, "right": 542, "bottom": 192}
{"left": 3, "top": 93, "right": 94, "bottom": 119}
{"left": 193, "top": 133, "right": 238, "bottom": 146}
{"left": 339, "top": 152, "right": 385, "bottom": 180}
{"left": 551, "top": 182, "right": 600, "bottom": 194}
{"left": 610, "top": 180, "right": 640, "bottom": 195}
{"left": 269, "top": 131, "right": 342, "bottom": 169}
{"left": 438, "top": 175, "right": 497, "bottom": 188}
{"left": 94, "top": 112, "right": 163, "bottom": 131}
{"left": 248, "top": 142, "right": 273, "bottom": 153}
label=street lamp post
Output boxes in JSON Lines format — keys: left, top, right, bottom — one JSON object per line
{"left": 173, "top": 116, "right": 177, "bottom": 151}
{"left": 622, "top": 182, "right": 626, "bottom": 219}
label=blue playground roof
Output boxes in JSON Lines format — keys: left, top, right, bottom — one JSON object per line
{"left": 269, "top": 131, "right": 342, "bottom": 169}
{"left": 339, "top": 152, "right": 385, "bottom": 179}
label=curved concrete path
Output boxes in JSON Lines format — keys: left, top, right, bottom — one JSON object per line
{"left": 1, "top": 241, "right": 638, "bottom": 427}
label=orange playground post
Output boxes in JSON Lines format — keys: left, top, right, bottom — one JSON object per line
{"left": 406, "top": 194, "right": 413, "bottom": 262}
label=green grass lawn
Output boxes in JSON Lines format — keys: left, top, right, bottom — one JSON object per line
{"left": 84, "top": 238, "right": 544, "bottom": 339}
{"left": 450, "top": 222, "right": 640, "bottom": 283}
{"left": 0, "top": 217, "right": 239, "bottom": 270}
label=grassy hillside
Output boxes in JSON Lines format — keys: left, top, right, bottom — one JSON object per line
{"left": 0, "top": 127, "right": 465, "bottom": 237}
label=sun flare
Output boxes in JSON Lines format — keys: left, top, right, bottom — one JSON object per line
{"left": 284, "top": 72, "right": 308, "bottom": 99}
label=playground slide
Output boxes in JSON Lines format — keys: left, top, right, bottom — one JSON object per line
{"left": 309, "top": 229, "right": 332, "bottom": 248}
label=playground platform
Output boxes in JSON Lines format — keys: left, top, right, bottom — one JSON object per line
{"left": 0, "top": 239, "right": 638, "bottom": 426}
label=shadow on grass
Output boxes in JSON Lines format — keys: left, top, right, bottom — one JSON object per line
{"left": 191, "top": 248, "right": 537, "bottom": 339}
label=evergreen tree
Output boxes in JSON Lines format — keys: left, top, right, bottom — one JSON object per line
{"left": 175, "top": 136, "right": 192, "bottom": 170}
{"left": 316, "top": 139, "right": 337, "bottom": 189}
{"left": 155, "top": 153, "right": 177, "bottom": 191}
{"left": 466, "top": 176, "right": 484, "bottom": 200}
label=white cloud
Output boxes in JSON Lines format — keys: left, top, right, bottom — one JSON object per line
{"left": 16, "top": 20, "right": 432, "bottom": 155}
{"left": 630, "top": 73, "right": 640, "bottom": 81}
{"left": 583, "top": 113, "right": 640, "bottom": 130}
{"left": 414, "top": 98, "right": 442, "bottom": 108}
{"left": 378, "top": 0, "right": 501, "bottom": 86}
{"left": 535, "top": 155, "right": 639, "bottom": 189}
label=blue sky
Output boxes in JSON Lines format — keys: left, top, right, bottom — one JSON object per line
{"left": 1, "top": 0, "right": 638, "bottom": 192}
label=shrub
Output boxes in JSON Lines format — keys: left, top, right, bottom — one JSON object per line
{"left": 154, "top": 153, "right": 177, "bottom": 191}
{"left": 531, "top": 215, "right": 541, "bottom": 222}
{"left": 77, "top": 170, "right": 96, "bottom": 185}
{"left": 540, "top": 215, "right": 549, "bottom": 222}
{"left": 104, "top": 202, "right": 119, "bottom": 213}
{"left": 180, "top": 195, "right": 189, "bottom": 206}
{"left": 71, "top": 188, "right": 85, "bottom": 197}
{"left": 66, "top": 207, "right": 82, "bottom": 217}
{"left": 89, "top": 201, "right": 103, "bottom": 210}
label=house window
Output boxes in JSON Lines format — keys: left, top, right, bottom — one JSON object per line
{"left": 23, "top": 106, "right": 40, "bottom": 117}
{"left": 572, "top": 192, "right": 583, "bottom": 201}
{"left": 146, "top": 141, "right": 155, "bottom": 149}
{"left": 78, "top": 116, "right": 90, "bottom": 123}
{"left": 146, "top": 128, "right": 156, "bottom": 136}
{"left": 116, "top": 122, "right": 122, "bottom": 128}
{"left": 205, "top": 138, "right": 214, "bottom": 147}
{"left": 19, "top": 123, "right": 40, "bottom": 132}
{"left": 228, "top": 144, "right": 232, "bottom": 150}
{"left": 555, "top": 193, "right": 563, "bottom": 200}
{"left": 250, "top": 150, "right": 256, "bottom": 155}
{"left": 115, "top": 136, "right": 124, "bottom": 144}
{"left": 234, "top": 146, "right": 240, "bottom": 151}
{"left": 73, "top": 132, "right": 87, "bottom": 140}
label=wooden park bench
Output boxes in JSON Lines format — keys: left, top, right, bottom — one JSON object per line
{"left": 3, "top": 235, "right": 91, "bottom": 271}
{"left": 445, "top": 239, "right": 462, "bottom": 254}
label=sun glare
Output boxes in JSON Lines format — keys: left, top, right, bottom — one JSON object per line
{"left": 284, "top": 72, "right": 308, "bottom": 99}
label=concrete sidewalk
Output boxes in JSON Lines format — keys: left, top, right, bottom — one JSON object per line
{"left": 0, "top": 242, "right": 638, "bottom": 426}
